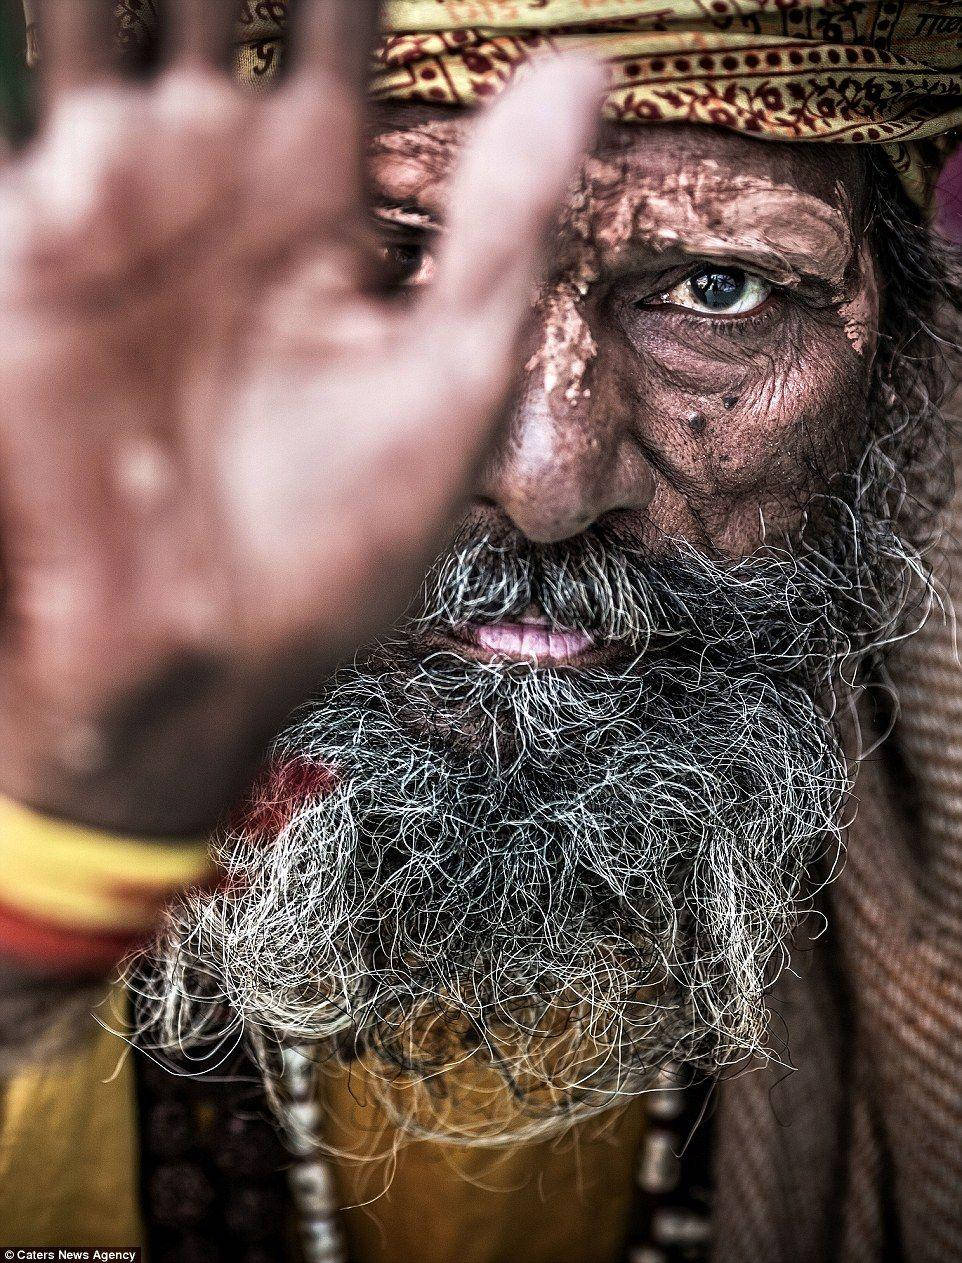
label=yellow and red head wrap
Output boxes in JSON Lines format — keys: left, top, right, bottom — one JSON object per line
{"left": 369, "top": 0, "right": 962, "bottom": 208}
{"left": 22, "top": 0, "right": 962, "bottom": 209}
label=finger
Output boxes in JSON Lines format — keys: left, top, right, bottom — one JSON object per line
{"left": 36, "top": 0, "right": 115, "bottom": 100}
{"left": 289, "top": 0, "right": 380, "bottom": 94}
{"left": 429, "top": 56, "right": 604, "bottom": 353}
{"left": 168, "top": 0, "right": 240, "bottom": 71}
{"left": 374, "top": 57, "right": 604, "bottom": 570}
{"left": 279, "top": 0, "right": 381, "bottom": 212}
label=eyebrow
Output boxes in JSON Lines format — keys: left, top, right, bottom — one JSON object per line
{"left": 372, "top": 196, "right": 440, "bottom": 231}
{"left": 371, "top": 177, "right": 856, "bottom": 295}
{"left": 617, "top": 231, "right": 844, "bottom": 295}
{"left": 596, "top": 179, "right": 855, "bottom": 296}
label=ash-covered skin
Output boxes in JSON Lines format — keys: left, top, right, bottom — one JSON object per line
{"left": 371, "top": 109, "right": 877, "bottom": 555}
{"left": 839, "top": 239, "right": 880, "bottom": 358}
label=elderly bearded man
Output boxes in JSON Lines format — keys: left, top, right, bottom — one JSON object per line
{"left": 0, "top": 1, "right": 960, "bottom": 1261}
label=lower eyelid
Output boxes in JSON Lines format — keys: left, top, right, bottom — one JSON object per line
{"left": 632, "top": 297, "right": 772, "bottom": 316}
{"left": 625, "top": 296, "right": 782, "bottom": 338}
{"left": 668, "top": 296, "right": 782, "bottom": 331}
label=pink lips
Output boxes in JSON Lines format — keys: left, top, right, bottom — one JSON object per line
{"left": 466, "top": 608, "right": 594, "bottom": 664}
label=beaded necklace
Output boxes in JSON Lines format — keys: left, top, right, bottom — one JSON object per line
{"left": 279, "top": 1050, "right": 713, "bottom": 1263}
{"left": 137, "top": 1033, "right": 713, "bottom": 1262}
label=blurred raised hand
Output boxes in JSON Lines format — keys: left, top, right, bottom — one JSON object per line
{"left": 0, "top": 0, "right": 599, "bottom": 834}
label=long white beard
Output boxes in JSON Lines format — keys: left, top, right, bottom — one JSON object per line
{"left": 130, "top": 514, "right": 925, "bottom": 1143}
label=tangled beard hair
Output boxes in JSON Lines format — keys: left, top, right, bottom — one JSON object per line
{"left": 128, "top": 158, "right": 958, "bottom": 1146}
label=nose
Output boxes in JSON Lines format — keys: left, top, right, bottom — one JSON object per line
{"left": 476, "top": 283, "right": 655, "bottom": 544}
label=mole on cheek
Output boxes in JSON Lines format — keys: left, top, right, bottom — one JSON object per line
{"left": 688, "top": 412, "right": 707, "bottom": 435}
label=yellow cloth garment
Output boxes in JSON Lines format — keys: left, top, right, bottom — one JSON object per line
{"left": 0, "top": 1003, "right": 646, "bottom": 1262}
{"left": 0, "top": 992, "right": 142, "bottom": 1248}
{"left": 319, "top": 1055, "right": 648, "bottom": 1263}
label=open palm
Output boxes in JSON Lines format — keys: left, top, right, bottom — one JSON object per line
{"left": 0, "top": 0, "right": 599, "bottom": 833}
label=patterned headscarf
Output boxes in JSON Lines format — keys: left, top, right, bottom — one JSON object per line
{"left": 21, "top": 0, "right": 962, "bottom": 208}
{"left": 368, "top": 0, "right": 962, "bottom": 208}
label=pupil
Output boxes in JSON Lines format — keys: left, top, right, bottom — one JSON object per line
{"left": 692, "top": 267, "right": 746, "bottom": 310}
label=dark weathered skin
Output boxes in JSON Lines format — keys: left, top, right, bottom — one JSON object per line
{"left": 371, "top": 108, "right": 878, "bottom": 559}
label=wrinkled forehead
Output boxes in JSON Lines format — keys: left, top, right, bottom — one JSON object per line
{"left": 371, "top": 105, "right": 869, "bottom": 288}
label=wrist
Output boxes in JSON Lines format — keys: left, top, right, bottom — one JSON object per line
{"left": 0, "top": 792, "right": 215, "bottom": 975}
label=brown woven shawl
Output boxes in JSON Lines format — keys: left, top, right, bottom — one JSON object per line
{"left": 713, "top": 425, "right": 962, "bottom": 1263}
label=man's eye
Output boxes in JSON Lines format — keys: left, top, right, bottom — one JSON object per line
{"left": 659, "top": 267, "right": 772, "bottom": 316}
{"left": 379, "top": 240, "right": 434, "bottom": 289}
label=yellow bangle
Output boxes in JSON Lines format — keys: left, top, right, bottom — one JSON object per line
{"left": 0, "top": 794, "right": 213, "bottom": 933}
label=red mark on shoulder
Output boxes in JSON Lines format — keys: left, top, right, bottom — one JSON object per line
{"left": 235, "top": 757, "right": 337, "bottom": 840}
